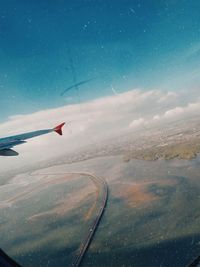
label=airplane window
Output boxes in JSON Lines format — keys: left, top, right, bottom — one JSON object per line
{"left": 0, "top": 1, "right": 200, "bottom": 267}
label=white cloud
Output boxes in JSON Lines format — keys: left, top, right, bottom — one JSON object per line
{"left": 0, "top": 89, "right": 199, "bottom": 172}
{"left": 157, "top": 91, "right": 177, "bottom": 103}
{"left": 129, "top": 118, "right": 146, "bottom": 128}
{"left": 164, "top": 101, "right": 200, "bottom": 119}
{"left": 153, "top": 115, "right": 160, "bottom": 121}
{"left": 164, "top": 107, "right": 184, "bottom": 118}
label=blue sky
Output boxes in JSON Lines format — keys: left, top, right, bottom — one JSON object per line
{"left": 1, "top": 0, "right": 200, "bottom": 121}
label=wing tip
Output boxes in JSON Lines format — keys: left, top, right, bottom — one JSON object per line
{"left": 54, "top": 122, "right": 65, "bottom": 136}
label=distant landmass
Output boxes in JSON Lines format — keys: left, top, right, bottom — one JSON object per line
{"left": 1, "top": 117, "right": 200, "bottom": 187}
{"left": 124, "top": 139, "right": 200, "bottom": 161}
{"left": 1, "top": 117, "right": 200, "bottom": 266}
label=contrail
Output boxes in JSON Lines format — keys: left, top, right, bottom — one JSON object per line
{"left": 111, "top": 84, "right": 119, "bottom": 95}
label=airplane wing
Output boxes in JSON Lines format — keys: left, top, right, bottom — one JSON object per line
{"left": 0, "top": 122, "right": 65, "bottom": 156}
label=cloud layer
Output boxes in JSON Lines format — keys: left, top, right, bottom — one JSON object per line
{"left": 0, "top": 89, "right": 199, "bottom": 171}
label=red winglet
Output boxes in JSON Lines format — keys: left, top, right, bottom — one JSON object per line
{"left": 54, "top": 122, "right": 65, "bottom": 135}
